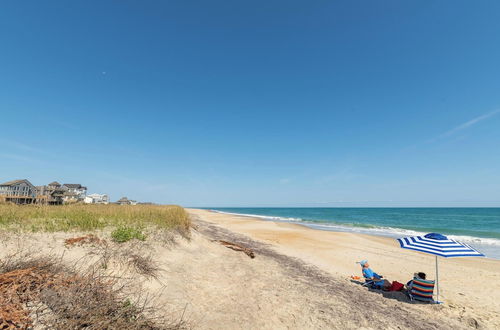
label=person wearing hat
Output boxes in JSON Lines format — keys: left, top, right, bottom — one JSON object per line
{"left": 358, "top": 260, "right": 391, "bottom": 290}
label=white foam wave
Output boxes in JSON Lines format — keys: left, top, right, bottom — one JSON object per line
{"left": 211, "top": 209, "right": 500, "bottom": 245}
{"left": 305, "top": 223, "right": 500, "bottom": 246}
{"left": 211, "top": 210, "right": 303, "bottom": 222}
{"left": 210, "top": 209, "right": 500, "bottom": 258}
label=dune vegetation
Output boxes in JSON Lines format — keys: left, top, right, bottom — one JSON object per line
{"left": 0, "top": 203, "right": 190, "bottom": 234}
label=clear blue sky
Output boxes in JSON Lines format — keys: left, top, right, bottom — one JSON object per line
{"left": 1, "top": 1, "right": 500, "bottom": 206}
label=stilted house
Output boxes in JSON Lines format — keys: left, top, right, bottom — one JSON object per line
{"left": 62, "top": 183, "right": 87, "bottom": 202}
{"left": 0, "top": 179, "right": 37, "bottom": 204}
{"left": 36, "top": 181, "right": 66, "bottom": 205}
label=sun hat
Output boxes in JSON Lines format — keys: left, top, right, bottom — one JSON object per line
{"left": 356, "top": 260, "right": 368, "bottom": 267}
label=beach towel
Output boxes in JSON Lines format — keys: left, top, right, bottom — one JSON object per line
{"left": 389, "top": 281, "right": 404, "bottom": 291}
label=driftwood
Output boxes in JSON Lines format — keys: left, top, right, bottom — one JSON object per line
{"left": 214, "top": 240, "right": 255, "bottom": 259}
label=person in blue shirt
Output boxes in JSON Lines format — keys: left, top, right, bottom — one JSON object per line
{"left": 358, "top": 260, "right": 391, "bottom": 290}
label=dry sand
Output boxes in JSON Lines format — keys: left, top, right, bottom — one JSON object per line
{"left": 1, "top": 209, "right": 499, "bottom": 329}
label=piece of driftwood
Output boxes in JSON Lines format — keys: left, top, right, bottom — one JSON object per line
{"left": 214, "top": 240, "right": 255, "bottom": 258}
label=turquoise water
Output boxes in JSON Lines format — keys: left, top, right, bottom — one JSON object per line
{"left": 208, "top": 208, "right": 500, "bottom": 259}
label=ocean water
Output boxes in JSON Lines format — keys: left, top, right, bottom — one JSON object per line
{"left": 208, "top": 208, "right": 500, "bottom": 259}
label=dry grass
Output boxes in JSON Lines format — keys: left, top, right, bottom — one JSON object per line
{"left": 87, "top": 241, "right": 163, "bottom": 279}
{"left": 0, "top": 204, "right": 190, "bottom": 235}
{"left": 0, "top": 253, "right": 187, "bottom": 329}
{"left": 121, "top": 250, "right": 162, "bottom": 279}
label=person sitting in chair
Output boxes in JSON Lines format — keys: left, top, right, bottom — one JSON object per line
{"left": 406, "top": 271, "right": 436, "bottom": 302}
{"left": 358, "top": 260, "right": 391, "bottom": 290}
{"left": 407, "top": 272, "right": 426, "bottom": 290}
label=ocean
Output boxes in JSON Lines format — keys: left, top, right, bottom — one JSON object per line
{"left": 207, "top": 207, "right": 500, "bottom": 259}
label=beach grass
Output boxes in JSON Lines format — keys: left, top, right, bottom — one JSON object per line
{"left": 111, "top": 226, "right": 147, "bottom": 243}
{"left": 0, "top": 203, "right": 190, "bottom": 234}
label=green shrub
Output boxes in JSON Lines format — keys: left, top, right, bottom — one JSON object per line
{"left": 111, "top": 227, "right": 146, "bottom": 243}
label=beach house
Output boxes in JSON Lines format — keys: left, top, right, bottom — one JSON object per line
{"left": 35, "top": 181, "right": 66, "bottom": 205}
{"left": 84, "top": 193, "right": 109, "bottom": 204}
{"left": 116, "top": 197, "right": 138, "bottom": 205}
{"left": 62, "top": 183, "right": 87, "bottom": 202}
{"left": 0, "top": 179, "right": 37, "bottom": 204}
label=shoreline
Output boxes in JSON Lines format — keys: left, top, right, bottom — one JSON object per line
{"left": 188, "top": 208, "right": 500, "bottom": 328}
{"left": 206, "top": 208, "right": 500, "bottom": 259}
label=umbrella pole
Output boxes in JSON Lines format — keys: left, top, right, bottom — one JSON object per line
{"left": 435, "top": 255, "right": 440, "bottom": 303}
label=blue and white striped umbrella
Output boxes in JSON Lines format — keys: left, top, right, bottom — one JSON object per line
{"left": 397, "top": 233, "right": 484, "bottom": 257}
{"left": 397, "top": 233, "right": 484, "bottom": 303}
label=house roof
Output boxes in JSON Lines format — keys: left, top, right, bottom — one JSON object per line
{"left": 117, "top": 197, "right": 129, "bottom": 202}
{"left": 0, "top": 179, "right": 33, "bottom": 187}
{"left": 63, "top": 184, "right": 86, "bottom": 189}
{"left": 48, "top": 181, "right": 61, "bottom": 186}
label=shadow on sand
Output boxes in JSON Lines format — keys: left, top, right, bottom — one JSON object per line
{"left": 350, "top": 280, "right": 431, "bottom": 305}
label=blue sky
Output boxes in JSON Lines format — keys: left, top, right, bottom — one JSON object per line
{"left": 1, "top": 0, "right": 500, "bottom": 206}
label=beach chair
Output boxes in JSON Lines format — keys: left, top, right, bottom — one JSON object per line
{"left": 362, "top": 272, "right": 384, "bottom": 289}
{"left": 408, "top": 278, "right": 435, "bottom": 303}
{"left": 362, "top": 279, "right": 374, "bottom": 287}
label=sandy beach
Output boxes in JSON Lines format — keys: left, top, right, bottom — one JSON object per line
{"left": 1, "top": 208, "right": 499, "bottom": 329}
{"left": 188, "top": 208, "right": 500, "bottom": 328}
